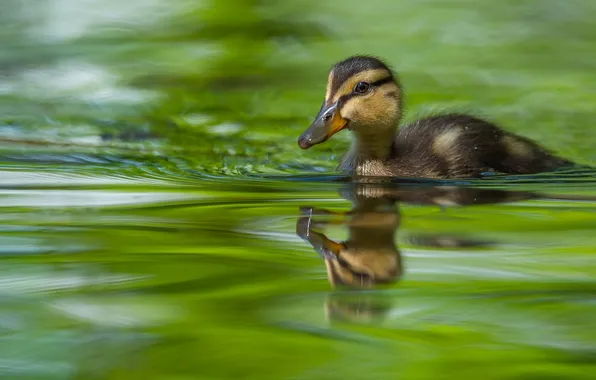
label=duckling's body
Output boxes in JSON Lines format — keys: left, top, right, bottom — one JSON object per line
{"left": 298, "top": 56, "right": 574, "bottom": 179}
{"left": 340, "top": 113, "right": 573, "bottom": 178}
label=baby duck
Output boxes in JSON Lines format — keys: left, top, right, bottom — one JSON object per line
{"left": 297, "top": 55, "right": 574, "bottom": 178}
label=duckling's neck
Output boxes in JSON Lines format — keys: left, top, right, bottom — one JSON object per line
{"left": 350, "top": 128, "right": 397, "bottom": 161}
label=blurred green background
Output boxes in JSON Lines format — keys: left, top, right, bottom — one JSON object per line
{"left": 1, "top": 0, "right": 596, "bottom": 379}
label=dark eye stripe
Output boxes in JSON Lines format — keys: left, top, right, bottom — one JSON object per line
{"left": 371, "top": 76, "right": 394, "bottom": 87}
{"left": 336, "top": 76, "right": 394, "bottom": 107}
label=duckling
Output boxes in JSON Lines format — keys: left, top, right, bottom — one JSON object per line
{"left": 297, "top": 55, "right": 574, "bottom": 178}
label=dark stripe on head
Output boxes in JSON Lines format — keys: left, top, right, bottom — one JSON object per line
{"left": 330, "top": 55, "right": 394, "bottom": 95}
{"left": 371, "top": 76, "right": 394, "bottom": 87}
{"left": 335, "top": 75, "right": 396, "bottom": 108}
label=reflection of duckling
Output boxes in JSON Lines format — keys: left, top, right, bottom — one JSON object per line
{"left": 297, "top": 55, "right": 574, "bottom": 178}
{"left": 296, "top": 183, "right": 559, "bottom": 289}
{"left": 296, "top": 196, "right": 402, "bottom": 288}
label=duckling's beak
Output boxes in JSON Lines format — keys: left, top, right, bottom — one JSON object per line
{"left": 298, "top": 101, "right": 348, "bottom": 149}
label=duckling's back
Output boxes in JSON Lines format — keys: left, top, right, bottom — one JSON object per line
{"left": 389, "top": 114, "right": 574, "bottom": 178}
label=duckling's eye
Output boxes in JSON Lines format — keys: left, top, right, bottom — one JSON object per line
{"left": 353, "top": 81, "right": 370, "bottom": 94}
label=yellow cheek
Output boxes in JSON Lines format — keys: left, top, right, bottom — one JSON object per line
{"left": 339, "top": 98, "right": 361, "bottom": 120}
{"left": 339, "top": 89, "right": 399, "bottom": 126}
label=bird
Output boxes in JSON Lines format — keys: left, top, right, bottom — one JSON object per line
{"left": 297, "top": 55, "right": 574, "bottom": 178}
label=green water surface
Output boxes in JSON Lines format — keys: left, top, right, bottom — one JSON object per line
{"left": 1, "top": 0, "right": 596, "bottom": 379}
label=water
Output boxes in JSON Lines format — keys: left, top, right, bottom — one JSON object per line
{"left": 2, "top": 0, "right": 596, "bottom": 379}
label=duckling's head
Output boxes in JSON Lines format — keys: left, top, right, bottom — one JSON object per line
{"left": 298, "top": 55, "right": 402, "bottom": 149}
